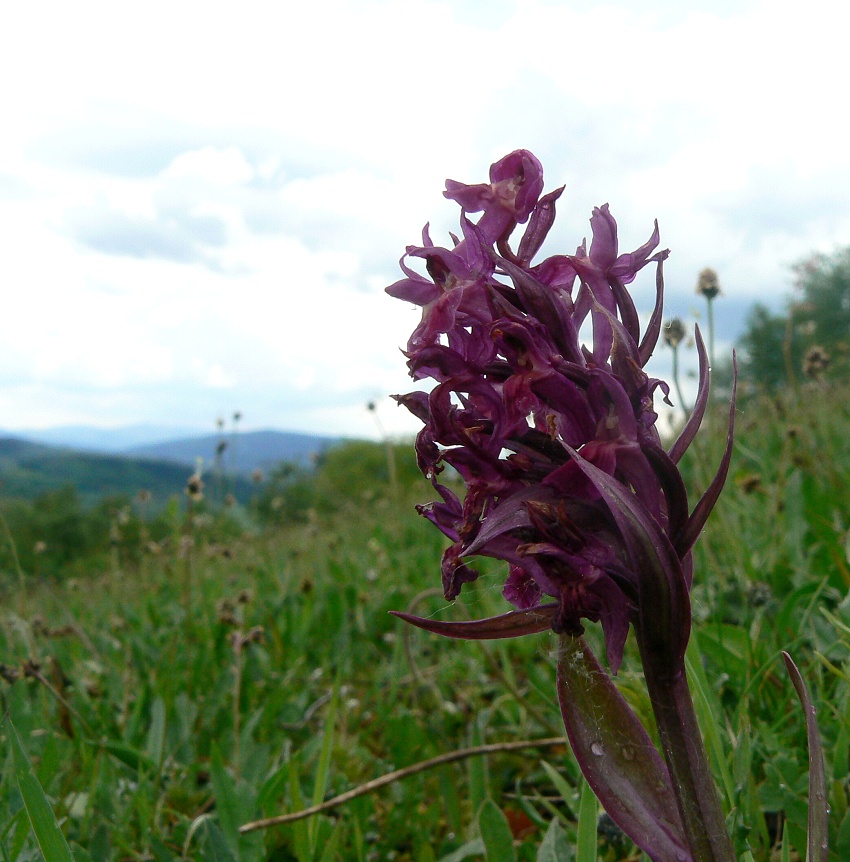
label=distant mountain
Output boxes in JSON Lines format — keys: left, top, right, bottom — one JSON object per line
{"left": 0, "top": 427, "right": 343, "bottom": 505}
{"left": 10, "top": 423, "right": 208, "bottom": 453}
{"left": 0, "top": 436, "right": 246, "bottom": 506}
{"left": 124, "top": 430, "right": 339, "bottom": 475}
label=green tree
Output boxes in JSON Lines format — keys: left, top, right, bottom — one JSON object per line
{"left": 737, "top": 303, "right": 799, "bottom": 392}
{"left": 734, "top": 246, "right": 850, "bottom": 393}
{"left": 793, "top": 248, "right": 850, "bottom": 357}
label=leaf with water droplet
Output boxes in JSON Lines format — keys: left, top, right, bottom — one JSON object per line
{"left": 556, "top": 634, "right": 691, "bottom": 862}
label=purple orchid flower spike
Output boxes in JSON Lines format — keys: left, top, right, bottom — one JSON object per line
{"left": 387, "top": 152, "right": 738, "bottom": 862}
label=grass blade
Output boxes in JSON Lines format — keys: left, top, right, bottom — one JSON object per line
{"left": 308, "top": 682, "right": 338, "bottom": 851}
{"left": 575, "top": 780, "right": 597, "bottom": 862}
{"left": 3, "top": 715, "right": 74, "bottom": 862}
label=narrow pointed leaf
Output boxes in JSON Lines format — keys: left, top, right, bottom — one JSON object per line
{"left": 782, "top": 652, "right": 828, "bottom": 862}
{"left": 676, "top": 354, "right": 737, "bottom": 555}
{"left": 669, "top": 326, "right": 709, "bottom": 464}
{"left": 4, "top": 715, "right": 75, "bottom": 862}
{"left": 563, "top": 443, "right": 690, "bottom": 670}
{"left": 390, "top": 604, "right": 557, "bottom": 639}
{"left": 639, "top": 255, "right": 666, "bottom": 366}
{"left": 556, "top": 635, "right": 690, "bottom": 862}
{"left": 576, "top": 779, "right": 599, "bottom": 862}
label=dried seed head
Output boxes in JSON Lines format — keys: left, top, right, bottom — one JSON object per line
{"left": 696, "top": 267, "right": 721, "bottom": 299}
{"left": 185, "top": 473, "right": 205, "bottom": 501}
{"left": 803, "top": 345, "right": 830, "bottom": 378}
{"left": 251, "top": 468, "right": 264, "bottom": 484}
{"left": 0, "top": 663, "right": 21, "bottom": 684}
{"left": 217, "top": 599, "right": 239, "bottom": 626}
{"left": 736, "top": 473, "right": 763, "bottom": 494}
{"left": 662, "top": 318, "right": 686, "bottom": 348}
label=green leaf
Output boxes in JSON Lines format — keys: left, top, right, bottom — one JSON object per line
{"left": 145, "top": 696, "right": 166, "bottom": 768}
{"left": 85, "top": 739, "right": 156, "bottom": 775}
{"left": 536, "top": 818, "right": 570, "bottom": 862}
{"left": 209, "top": 744, "right": 240, "bottom": 855}
{"left": 200, "top": 819, "right": 238, "bottom": 862}
{"left": 437, "top": 837, "right": 485, "bottom": 862}
{"left": 836, "top": 809, "right": 850, "bottom": 859}
{"left": 3, "top": 715, "right": 74, "bottom": 862}
{"left": 478, "top": 799, "right": 516, "bottom": 862}
{"left": 149, "top": 836, "right": 175, "bottom": 862}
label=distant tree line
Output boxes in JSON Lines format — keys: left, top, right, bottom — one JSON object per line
{"left": 731, "top": 247, "right": 850, "bottom": 393}
{"left": 0, "top": 440, "right": 427, "bottom": 583}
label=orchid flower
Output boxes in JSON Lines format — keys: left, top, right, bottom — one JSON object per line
{"left": 387, "top": 151, "right": 825, "bottom": 862}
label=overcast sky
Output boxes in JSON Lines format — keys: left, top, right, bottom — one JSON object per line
{"left": 1, "top": 0, "right": 848, "bottom": 439}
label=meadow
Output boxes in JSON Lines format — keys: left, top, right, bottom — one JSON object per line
{"left": 2, "top": 382, "right": 850, "bottom": 862}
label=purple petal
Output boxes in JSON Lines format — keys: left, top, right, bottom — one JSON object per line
{"left": 610, "top": 219, "right": 662, "bottom": 284}
{"left": 489, "top": 149, "right": 544, "bottom": 221}
{"left": 389, "top": 603, "right": 558, "bottom": 639}
{"left": 503, "top": 565, "right": 543, "bottom": 609}
{"left": 588, "top": 204, "right": 618, "bottom": 270}
{"left": 556, "top": 634, "right": 691, "bottom": 861}
{"left": 443, "top": 179, "right": 493, "bottom": 213}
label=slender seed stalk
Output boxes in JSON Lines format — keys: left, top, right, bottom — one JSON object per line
{"left": 0, "top": 502, "right": 26, "bottom": 589}
{"left": 671, "top": 343, "right": 689, "bottom": 418}
{"left": 706, "top": 295, "right": 716, "bottom": 379}
{"left": 232, "top": 636, "right": 244, "bottom": 781}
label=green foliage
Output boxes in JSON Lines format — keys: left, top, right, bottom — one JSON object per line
{"left": 0, "top": 389, "right": 848, "bottom": 860}
{"left": 734, "top": 246, "right": 850, "bottom": 393}
{"left": 251, "top": 440, "right": 428, "bottom": 525}
{"left": 794, "top": 248, "right": 850, "bottom": 354}
{"left": 737, "top": 303, "right": 801, "bottom": 392}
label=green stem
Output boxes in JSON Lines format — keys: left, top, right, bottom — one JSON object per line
{"left": 638, "top": 638, "right": 736, "bottom": 862}
{"left": 671, "top": 345, "right": 689, "bottom": 418}
{"left": 706, "top": 296, "right": 716, "bottom": 379}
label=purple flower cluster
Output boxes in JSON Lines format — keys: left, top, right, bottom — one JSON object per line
{"left": 388, "top": 150, "right": 728, "bottom": 675}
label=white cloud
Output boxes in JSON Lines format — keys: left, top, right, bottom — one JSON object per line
{"left": 0, "top": 0, "right": 848, "bottom": 439}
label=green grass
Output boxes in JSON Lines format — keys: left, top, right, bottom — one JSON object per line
{"left": 1, "top": 382, "right": 850, "bottom": 861}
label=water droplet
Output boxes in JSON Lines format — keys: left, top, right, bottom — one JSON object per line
{"left": 620, "top": 744, "right": 635, "bottom": 762}
{"left": 821, "top": 840, "right": 829, "bottom": 850}
{"left": 590, "top": 742, "right": 604, "bottom": 757}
